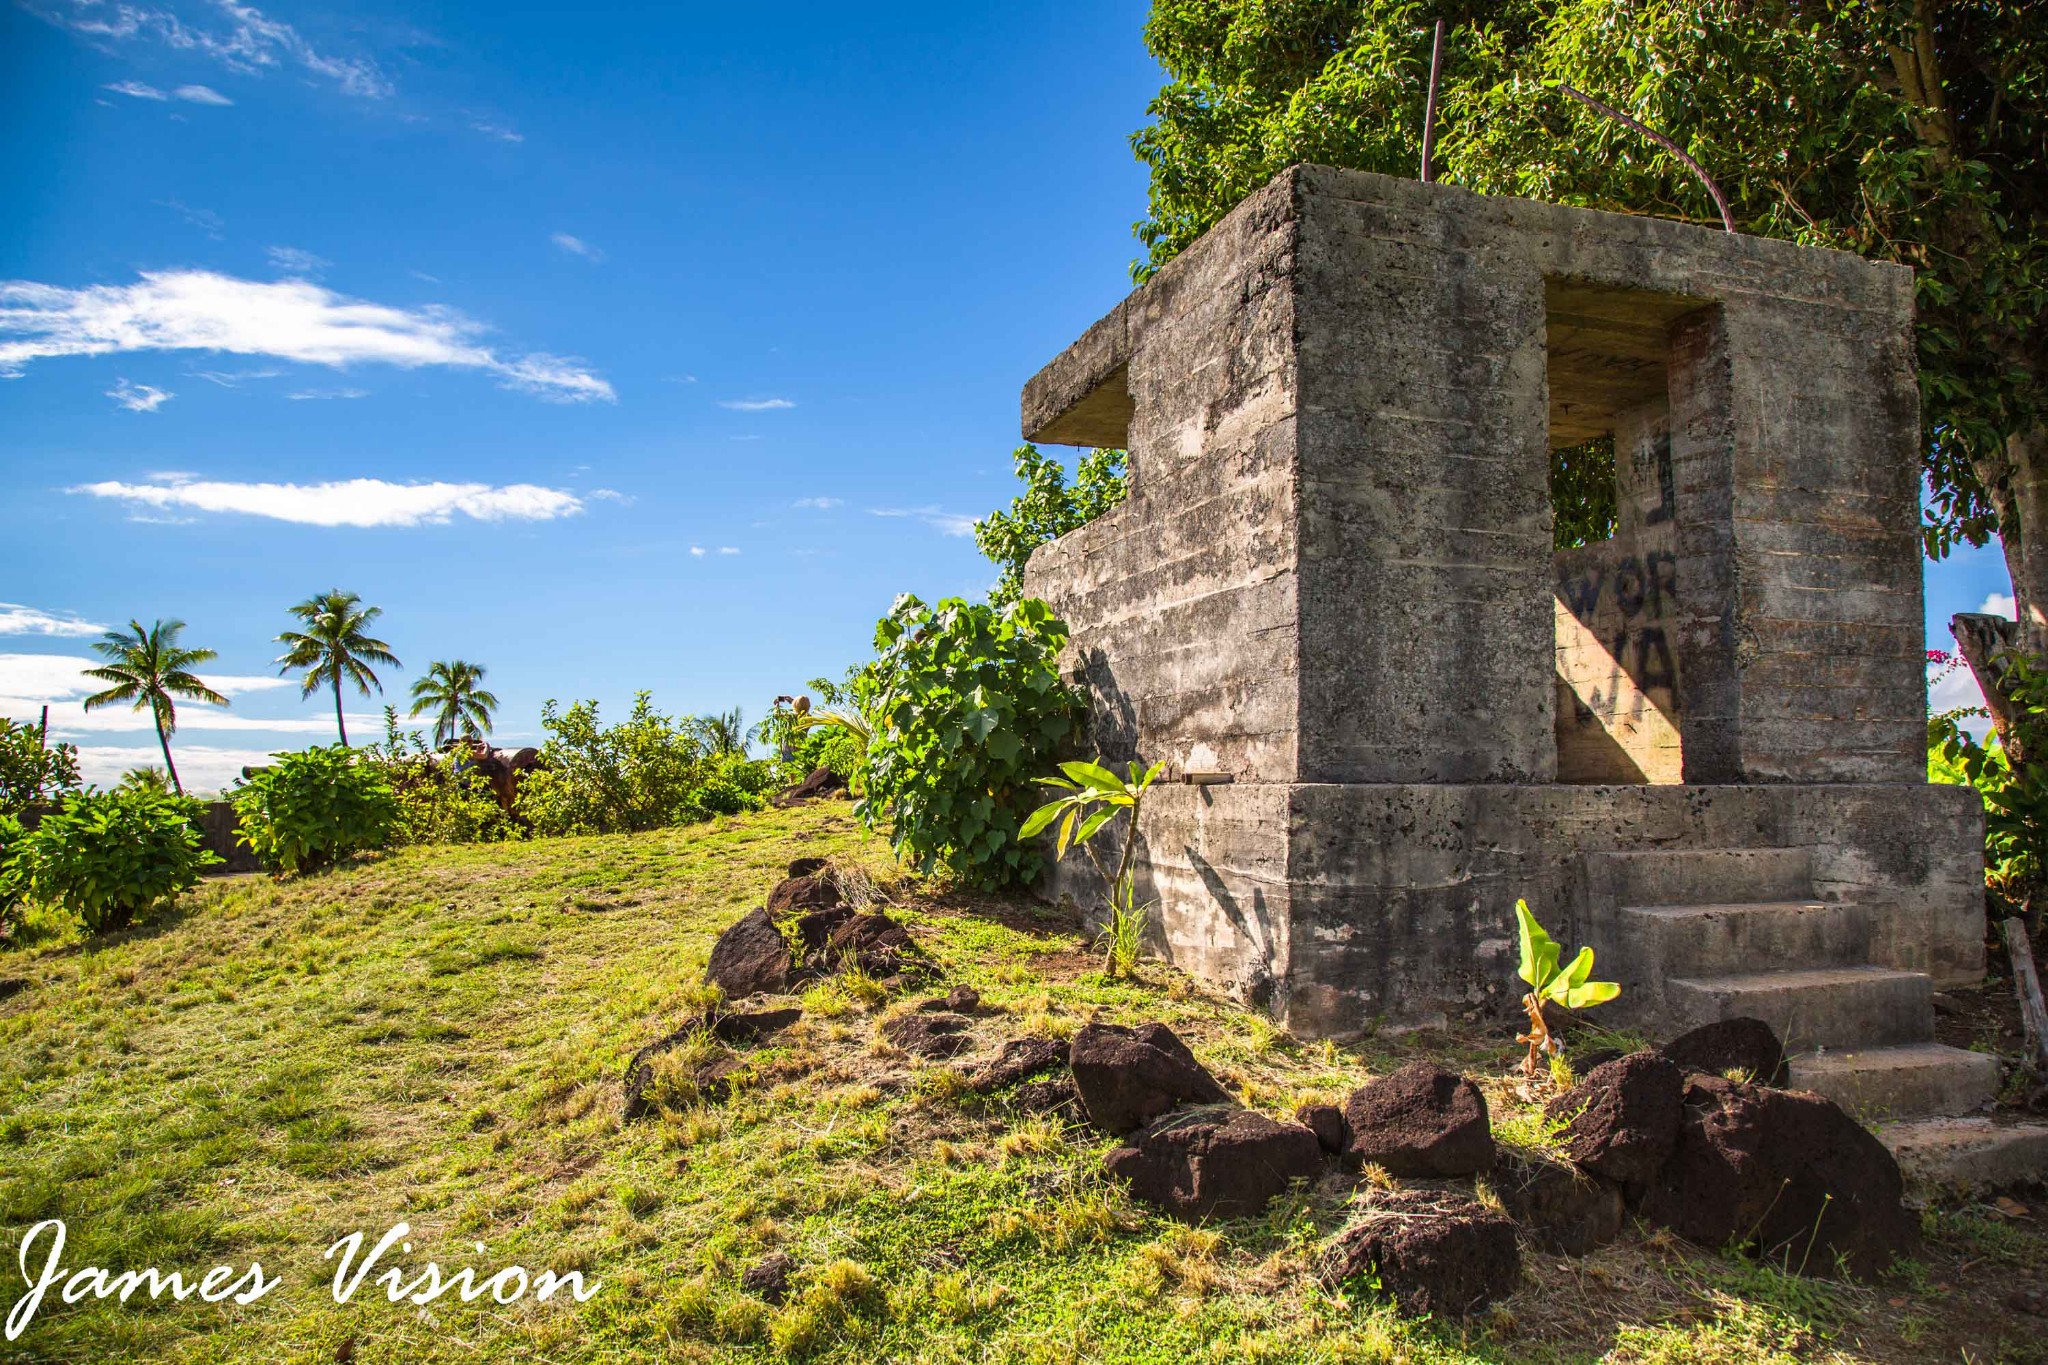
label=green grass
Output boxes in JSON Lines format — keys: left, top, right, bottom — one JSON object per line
{"left": 0, "top": 803, "right": 2042, "bottom": 1364}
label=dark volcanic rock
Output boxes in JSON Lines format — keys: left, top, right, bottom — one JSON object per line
{"left": 742, "top": 1251, "right": 796, "bottom": 1304}
{"left": 1320, "top": 1188, "right": 1521, "bottom": 1318}
{"left": 1012, "top": 1077, "right": 1081, "bottom": 1118}
{"left": 1105, "top": 1105, "right": 1324, "bottom": 1220}
{"left": 710, "top": 1007, "right": 802, "bottom": 1046}
{"left": 1548, "top": 1051, "right": 1684, "bottom": 1185}
{"left": 944, "top": 985, "right": 981, "bottom": 1013}
{"left": 704, "top": 907, "right": 795, "bottom": 998}
{"left": 786, "top": 856, "right": 829, "bottom": 880}
{"left": 1494, "top": 1149, "right": 1625, "bottom": 1256}
{"left": 621, "top": 1008, "right": 799, "bottom": 1120}
{"left": 882, "top": 1010, "right": 973, "bottom": 1058}
{"left": 1342, "top": 1061, "right": 1494, "bottom": 1177}
{"left": 1068, "top": 1021, "right": 1229, "bottom": 1135}
{"left": 966, "top": 1036, "right": 1067, "bottom": 1093}
{"left": 817, "top": 912, "right": 918, "bottom": 977}
{"left": 1661, "top": 1017, "right": 1787, "bottom": 1086}
{"left": 1636, "top": 1074, "right": 1919, "bottom": 1280}
{"left": 1295, "top": 1102, "right": 1347, "bottom": 1155}
{"left": 767, "top": 872, "right": 843, "bottom": 915}
{"left": 778, "top": 767, "right": 848, "bottom": 804}
{"left": 791, "top": 905, "right": 855, "bottom": 957}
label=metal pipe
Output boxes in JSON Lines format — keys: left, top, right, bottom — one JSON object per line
{"left": 1558, "top": 82, "right": 1736, "bottom": 232}
{"left": 1420, "top": 18, "right": 1446, "bottom": 183}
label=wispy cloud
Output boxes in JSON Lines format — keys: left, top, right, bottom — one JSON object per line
{"left": 868, "top": 506, "right": 976, "bottom": 537}
{"left": 174, "top": 83, "right": 232, "bottom": 104}
{"left": 717, "top": 546, "right": 740, "bottom": 555}
{"left": 0, "top": 605, "right": 108, "bottom": 638}
{"left": 793, "top": 496, "right": 841, "bottom": 509}
{"left": 193, "top": 365, "right": 279, "bottom": 386}
{"left": 286, "top": 387, "right": 368, "bottom": 401}
{"left": 719, "top": 397, "right": 794, "bottom": 411}
{"left": 32, "top": 0, "right": 390, "bottom": 98}
{"left": 67, "top": 743, "right": 276, "bottom": 792}
{"left": 104, "top": 80, "right": 167, "bottom": 99}
{"left": 266, "top": 245, "right": 328, "bottom": 276}
{"left": 551, "top": 232, "right": 602, "bottom": 261}
{"left": 157, "top": 199, "right": 224, "bottom": 237}
{"left": 70, "top": 475, "right": 592, "bottom": 528}
{"left": 471, "top": 120, "right": 522, "bottom": 143}
{"left": 107, "top": 378, "right": 172, "bottom": 412}
{"left": 0, "top": 269, "right": 613, "bottom": 402}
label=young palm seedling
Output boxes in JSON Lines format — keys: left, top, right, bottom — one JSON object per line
{"left": 1021, "top": 759, "right": 1165, "bottom": 978}
{"left": 1513, "top": 899, "right": 1620, "bottom": 1076}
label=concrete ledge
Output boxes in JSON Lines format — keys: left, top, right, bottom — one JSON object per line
{"left": 1883, "top": 1115, "right": 2048, "bottom": 1195}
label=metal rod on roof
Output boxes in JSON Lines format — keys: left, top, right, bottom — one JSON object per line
{"left": 1558, "top": 82, "right": 1736, "bottom": 233}
{"left": 1419, "top": 19, "right": 1446, "bottom": 183}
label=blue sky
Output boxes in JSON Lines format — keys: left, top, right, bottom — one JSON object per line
{"left": 0, "top": 0, "right": 2016, "bottom": 790}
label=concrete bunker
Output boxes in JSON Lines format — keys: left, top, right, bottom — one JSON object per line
{"left": 1018, "top": 165, "right": 1989, "bottom": 1123}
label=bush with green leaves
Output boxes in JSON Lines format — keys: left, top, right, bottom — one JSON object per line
{"left": 1930, "top": 656, "right": 2048, "bottom": 912}
{"left": 0, "top": 717, "right": 81, "bottom": 815}
{"left": 0, "top": 812, "right": 27, "bottom": 940}
{"left": 16, "top": 789, "right": 219, "bottom": 933}
{"left": 233, "top": 745, "right": 398, "bottom": 876}
{"left": 973, "top": 444, "right": 1128, "bottom": 609}
{"left": 854, "top": 594, "right": 1082, "bottom": 890}
{"left": 518, "top": 693, "right": 776, "bottom": 837}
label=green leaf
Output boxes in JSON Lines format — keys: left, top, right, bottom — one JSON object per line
{"left": 1059, "top": 760, "right": 1124, "bottom": 793}
{"left": 1563, "top": 980, "right": 1621, "bottom": 1009}
{"left": 1074, "top": 807, "right": 1117, "bottom": 847}
{"left": 1514, "top": 899, "right": 1561, "bottom": 991}
{"left": 1019, "top": 802, "right": 1065, "bottom": 839}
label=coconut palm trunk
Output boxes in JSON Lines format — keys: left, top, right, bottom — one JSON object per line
{"left": 154, "top": 705, "right": 183, "bottom": 795}
{"left": 333, "top": 671, "right": 349, "bottom": 747}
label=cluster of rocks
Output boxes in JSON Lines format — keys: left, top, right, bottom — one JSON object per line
{"left": 636, "top": 887, "right": 1920, "bottom": 1320}
{"left": 703, "top": 858, "right": 923, "bottom": 998}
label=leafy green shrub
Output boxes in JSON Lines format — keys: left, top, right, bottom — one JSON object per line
{"left": 519, "top": 693, "right": 776, "bottom": 836}
{"left": 0, "top": 812, "right": 27, "bottom": 940}
{"left": 973, "top": 444, "right": 1128, "bottom": 608}
{"left": 391, "top": 768, "right": 526, "bottom": 846}
{"left": 1930, "top": 656, "right": 2048, "bottom": 910}
{"left": 0, "top": 717, "right": 80, "bottom": 815}
{"left": 17, "top": 789, "right": 219, "bottom": 932}
{"left": 854, "top": 594, "right": 1082, "bottom": 890}
{"left": 233, "top": 745, "right": 398, "bottom": 876}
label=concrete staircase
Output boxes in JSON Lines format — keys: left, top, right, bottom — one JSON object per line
{"left": 1588, "top": 847, "right": 2000, "bottom": 1124}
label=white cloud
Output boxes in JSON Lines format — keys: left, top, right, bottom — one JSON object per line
{"left": 266, "top": 245, "right": 329, "bottom": 275}
{"left": 0, "top": 269, "right": 613, "bottom": 402}
{"left": 868, "top": 506, "right": 976, "bottom": 537}
{"left": 471, "top": 121, "right": 522, "bottom": 143}
{"left": 193, "top": 365, "right": 278, "bottom": 386}
{"left": 68, "top": 744, "right": 278, "bottom": 794}
{"left": 70, "top": 475, "right": 589, "bottom": 528}
{"left": 173, "top": 83, "right": 232, "bottom": 104}
{"left": 1982, "top": 592, "right": 2017, "bottom": 619}
{"left": 0, "top": 655, "right": 341, "bottom": 765}
{"left": 717, "top": 546, "right": 740, "bottom": 555}
{"left": 33, "top": 0, "right": 390, "bottom": 98}
{"left": 0, "top": 604, "right": 108, "bottom": 638}
{"left": 794, "top": 496, "right": 841, "bottom": 509}
{"left": 551, "top": 233, "right": 602, "bottom": 261}
{"left": 105, "top": 80, "right": 168, "bottom": 99}
{"left": 286, "top": 387, "right": 368, "bottom": 400}
{"left": 719, "top": 397, "right": 794, "bottom": 411}
{"left": 689, "top": 545, "right": 706, "bottom": 557}
{"left": 107, "top": 378, "right": 172, "bottom": 411}
{"left": 157, "top": 199, "right": 224, "bottom": 236}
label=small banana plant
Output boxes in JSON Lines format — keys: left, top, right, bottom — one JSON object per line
{"left": 1022, "top": 759, "right": 1166, "bottom": 978}
{"left": 1514, "top": 899, "right": 1620, "bottom": 1076}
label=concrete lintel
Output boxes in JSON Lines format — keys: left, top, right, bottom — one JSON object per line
{"left": 1021, "top": 298, "right": 1133, "bottom": 447}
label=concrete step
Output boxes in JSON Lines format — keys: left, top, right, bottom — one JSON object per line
{"left": 1882, "top": 1116, "right": 2048, "bottom": 1195}
{"left": 1617, "top": 900, "right": 1873, "bottom": 978}
{"left": 1667, "top": 966, "right": 1933, "bottom": 1051}
{"left": 1586, "top": 846, "right": 1814, "bottom": 909}
{"left": 1788, "top": 1042, "right": 2000, "bottom": 1120}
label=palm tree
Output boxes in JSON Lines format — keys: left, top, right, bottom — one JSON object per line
{"left": 697, "top": 707, "right": 746, "bottom": 757}
{"left": 408, "top": 660, "right": 500, "bottom": 748}
{"left": 274, "top": 590, "right": 401, "bottom": 747}
{"left": 81, "top": 619, "right": 229, "bottom": 796}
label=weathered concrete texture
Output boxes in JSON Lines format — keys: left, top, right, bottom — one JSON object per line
{"left": 1882, "top": 1116, "right": 2048, "bottom": 1196}
{"left": 1040, "top": 780, "right": 1981, "bottom": 1039}
{"left": 1022, "top": 166, "right": 1979, "bottom": 1061}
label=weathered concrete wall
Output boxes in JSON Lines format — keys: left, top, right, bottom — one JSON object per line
{"left": 1024, "top": 176, "right": 1305, "bottom": 780}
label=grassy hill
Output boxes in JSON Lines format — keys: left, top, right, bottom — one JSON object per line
{"left": 0, "top": 802, "right": 2043, "bottom": 1364}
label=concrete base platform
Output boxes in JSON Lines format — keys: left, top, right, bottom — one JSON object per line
{"left": 1038, "top": 780, "right": 1983, "bottom": 1039}
{"left": 1883, "top": 1116, "right": 2048, "bottom": 1195}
